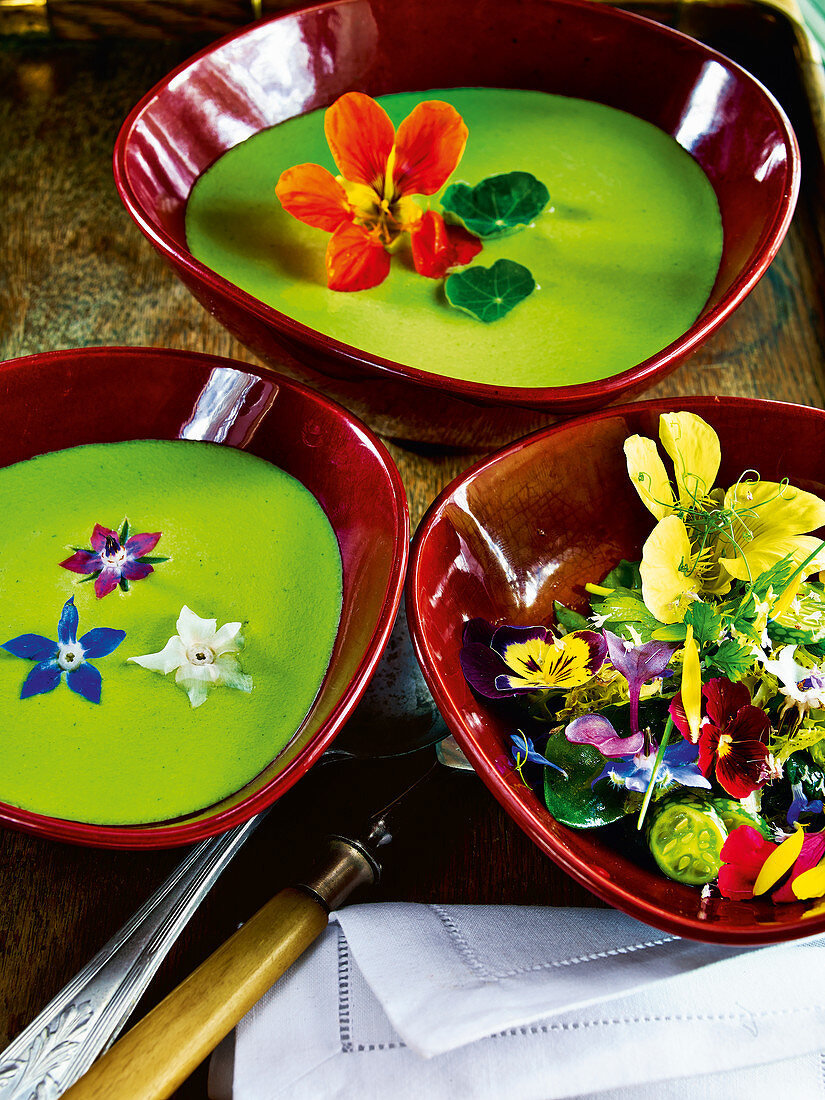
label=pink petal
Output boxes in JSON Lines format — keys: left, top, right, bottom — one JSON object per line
{"left": 60, "top": 550, "right": 102, "bottom": 575}
{"left": 125, "top": 532, "right": 161, "bottom": 558}
{"left": 94, "top": 566, "right": 121, "bottom": 599}
{"left": 121, "top": 560, "right": 153, "bottom": 582}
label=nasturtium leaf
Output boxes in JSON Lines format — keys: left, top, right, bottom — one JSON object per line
{"left": 542, "top": 731, "right": 630, "bottom": 828}
{"left": 553, "top": 601, "right": 590, "bottom": 634}
{"left": 683, "top": 602, "right": 722, "bottom": 646}
{"left": 441, "top": 171, "right": 550, "bottom": 238}
{"left": 445, "top": 259, "right": 535, "bottom": 323}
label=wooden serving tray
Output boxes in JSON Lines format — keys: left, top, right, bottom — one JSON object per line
{"left": 0, "top": 2, "right": 824, "bottom": 1095}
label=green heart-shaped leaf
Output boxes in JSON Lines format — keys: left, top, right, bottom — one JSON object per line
{"left": 441, "top": 171, "right": 550, "bottom": 238}
{"left": 445, "top": 259, "right": 535, "bottom": 323}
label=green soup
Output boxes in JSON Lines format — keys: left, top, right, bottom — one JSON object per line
{"left": 186, "top": 88, "right": 723, "bottom": 388}
{"left": 0, "top": 440, "right": 342, "bottom": 824}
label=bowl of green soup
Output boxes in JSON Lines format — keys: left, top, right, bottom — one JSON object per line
{"left": 114, "top": 0, "right": 799, "bottom": 448}
{"left": 0, "top": 347, "right": 408, "bottom": 848}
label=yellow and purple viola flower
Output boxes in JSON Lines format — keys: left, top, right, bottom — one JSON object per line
{"left": 1, "top": 596, "right": 125, "bottom": 704}
{"left": 61, "top": 520, "right": 167, "bottom": 598}
{"left": 459, "top": 618, "right": 606, "bottom": 699}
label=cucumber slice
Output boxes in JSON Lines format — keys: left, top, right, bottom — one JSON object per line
{"left": 646, "top": 794, "right": 728, "bottom": 885}
{"left": 711, "top": 797, "right": 772, "bottom": 840}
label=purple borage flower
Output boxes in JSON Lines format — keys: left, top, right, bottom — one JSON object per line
{"left": 460, "top": 618, "right": 606, "bottom": 699}
{"left": 565, "top": 713, "right": 709, "bottom": 793}
{"left": 1, "top": 597, "right": 125, "bottom": 704}
{"left": 603, "top": 630, "right": 676, "bottom": 742}
{"left": 61, "top": 521, "right": 166, "bottom": 599}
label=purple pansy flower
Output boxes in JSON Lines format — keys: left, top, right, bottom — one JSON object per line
{"left": 1, "top": 597, "right": 125, "bottom": 704}
{"left": 61, "top": 520, "right": 167, "bottom": 599}
{"left": 460, "top": 618, "right": 606, "bottom": 699}
{"left": 603, "top": 630, "right": 676, "bottom": 744}
{"left": 510, "top": 732, "right": 567, "bottom": 777}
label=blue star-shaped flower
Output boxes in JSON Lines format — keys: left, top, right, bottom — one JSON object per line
{"left": 2, "top": 597, "right": 125, "bottom": 704}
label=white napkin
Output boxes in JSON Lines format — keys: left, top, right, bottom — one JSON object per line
{"left": 208, "top": 903, "right": 825, "bottom": 1100}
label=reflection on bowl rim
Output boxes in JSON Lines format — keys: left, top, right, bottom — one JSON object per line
{"left": 113, "top": 0, "right": 801, "bottom": 409}
{"left": 0, "top": 346, "right": 410, "bottom": 850}
{"left": 407, "top": 395, "right": 825, "bottom": 944}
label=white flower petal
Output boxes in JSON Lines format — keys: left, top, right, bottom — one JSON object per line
{"left": 175, "top": 663, "right": 212, "bottom": 708}
{"left": 128, "top": 636, "right": 186, "bottom": 675}
{"left": 211, "top": 622, "right": 243, "bottom": 655}
{"left": 214, "top": 653, "right": 253, "bottom": 693}
{"left": 176, "top": 605, "right": 217, "bottom": 647}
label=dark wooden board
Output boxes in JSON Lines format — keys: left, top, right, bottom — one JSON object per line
{"left": 0, "top": 4, "right": 824, "bottom": 1094}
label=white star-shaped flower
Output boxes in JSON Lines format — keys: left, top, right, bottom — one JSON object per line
{"left": 759, "top": 644, "right": 825, "bottom": 717}
{"left": 129, "top": 606, "right": 252, "bottom": 708}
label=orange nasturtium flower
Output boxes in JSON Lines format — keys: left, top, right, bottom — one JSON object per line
{"left": 275, "top": 92, "right": 482, "bottom": 291}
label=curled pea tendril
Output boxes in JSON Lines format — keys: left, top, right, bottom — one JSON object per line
{"left": 634, "top": 463, "right": 793, "bottom": 586}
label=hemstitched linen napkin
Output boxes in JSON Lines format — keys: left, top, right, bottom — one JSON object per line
{"left": 208, "top": 903, "right": 825, "bottom": 1099}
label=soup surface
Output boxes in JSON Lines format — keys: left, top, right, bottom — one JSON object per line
{"left": 0, "top": 440, "right": 342, "bottom": 824}
{"left": 186, "top": 88, "right": 723, "bottom": 388}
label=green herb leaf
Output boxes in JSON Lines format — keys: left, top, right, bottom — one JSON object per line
{"left": 752, "top": 553, "right": 797, "bottom": 600}
{"left": 651, "top": 623, "right": 688, "bottom": 643}
{"left": 683, "top": 602, "right": 722, "bottom": 646}
{"left": 553, "top": 601, "right": 590, "bottom": 634}
{"left": 542, "top": 731, "right": 630, "bottom": 828}
{"left": 599, "top": 560, "right": 643, "bottom": 594}
{"left": 441, "top": 171, "right": 549, "bottom": 238}
{"left": 707, "top": 638, "right": 752, "bottom": 680}
{"left": 592, "top": 594, "right": 662, "bottom": 643}
{"left": 445, "top": 259, "right": 535, "bottom": 323}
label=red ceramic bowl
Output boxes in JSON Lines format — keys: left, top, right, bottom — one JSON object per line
{"left": 0, "top": 347, "right": 408, "bottom": 849}
{"left": 408, "top": 396, "right": 825, "bottom": 943}
{"left": 114, "top": 0, "right": 799, "bottom": 449}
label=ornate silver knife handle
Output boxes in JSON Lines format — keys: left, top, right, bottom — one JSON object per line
{"left": 0, "top": 815, "right": 262, "bottom": 1100}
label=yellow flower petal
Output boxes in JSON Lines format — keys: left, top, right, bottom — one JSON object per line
{"left": 640, "top": 515, "right": 701, "bottom": 624}
{"left": 792, "top": 857, "right": 825, "bottom": 900}
{"left": 659, "top": 412, "right": 721, "bottom": 506}
{"left": 753, "top": 825, "right": 805, "bottom": 896}
{"left": 720, "top": 534, "right": 825, "bottom": 583}
{"left": 624, "top": 435, "right": 676, "bottom": 521}
{"left": 681, "top": 624, "right": 702, "bottom": 743}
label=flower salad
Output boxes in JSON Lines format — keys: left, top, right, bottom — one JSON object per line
{"left": 460, "top": 412, "right": 825, "bottom": 911}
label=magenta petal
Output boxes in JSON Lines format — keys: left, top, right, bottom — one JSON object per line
{"left": 94, "top": 566, "right": 121, "bottom": 599}
{"left": 124, "top": 531, "right": 161, "bottom": 558}
{"left": 90, "top": 524, "right": 119, "bottom": 553}
{"left": 772, "top": 833, "right": 825, "bottom": 902}
{"left": 121, "top": 560, "right": 153, "bottom": 582}
{"left": 565, "top": 713, "right": 645, "bottom": 757}
{"left": 60, "top": 550, "right": 102, "bottom": 575}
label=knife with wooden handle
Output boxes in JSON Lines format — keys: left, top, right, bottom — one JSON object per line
{"left": 61, "top": 829, "right": 384, "bottom": 1100}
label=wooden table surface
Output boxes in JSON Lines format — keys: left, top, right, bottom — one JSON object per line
{"left": 1, "top": 8, "right": 825, "bottom": 1096}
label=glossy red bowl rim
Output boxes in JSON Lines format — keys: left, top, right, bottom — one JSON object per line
{"left": 0, "top": 346, "right": 409, "bottom": 849}
{"left": 113, "top": 0, "right": 801, "bottom": 412}
{"left": 408, "top": 395, "right": 825, "bottom": 943}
